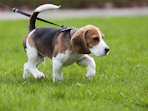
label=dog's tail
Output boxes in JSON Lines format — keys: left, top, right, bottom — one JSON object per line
{"left": 29, "top": 4, "right": 60, "bottom": 32}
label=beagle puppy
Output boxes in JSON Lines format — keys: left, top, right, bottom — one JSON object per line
{"left": 23, "top": 4, "right": 109, "bottom": 82}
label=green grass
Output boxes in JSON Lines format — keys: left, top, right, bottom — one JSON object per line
{"left": 0, "top": 17, "right": 148, "bottom": 111}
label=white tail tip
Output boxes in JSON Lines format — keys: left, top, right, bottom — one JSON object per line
{"left": 35, "top": 4, "right": 60, "bottom": 12}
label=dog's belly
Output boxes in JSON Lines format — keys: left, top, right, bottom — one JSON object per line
{"left": 52, "top": 49, "right": 84, "bottom": 67}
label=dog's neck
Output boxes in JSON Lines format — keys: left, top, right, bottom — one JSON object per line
{"left": 70, "top": 29, "right": 78, "bottom": 39}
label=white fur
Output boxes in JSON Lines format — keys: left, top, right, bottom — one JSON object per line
{"left": 52, "top": 49, "right": 96, "bottom": 82}
{"left": 23, "top": 29, "right": 45, "bottom": 79}
{"left": 89, "top": 29, "right": 109, "bottom": 57}
{"left": 35, "top": 4, "right": 60, "bottom": 12}
{"left": 23, "top": 46, "right": 96, "bottom": 81}
{"left": 26, "top": 29, "right": 36, "bottom": 49}
{"left": 77, "top": 55, "right": 96, "bottom": 80}
{"left": 52, "top": 49, "right": 83, "bottom": 82}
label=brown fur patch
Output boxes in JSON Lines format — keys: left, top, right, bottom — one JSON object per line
{"left": 85, "top": 26, "right": 100, "bottom": 48}
{"left": 23, "top": 34, "right": 37, "bottom": 51}
{"left": 28, "top": 35, "right": 37, "bottom": 49}
{"left": 53, "top": 31, "right": 72, "bottom": 57}
{"left": 23, "top": 33, "right": 37, "bottom": 54}
{"left": 23, "top": 37, "right": 27, "bottom": 50}
{"left": 70, "top": 28, "right": 90, "bottom": 54}
{"left": 70, "top": 25, "right": 104, "bottom": 54}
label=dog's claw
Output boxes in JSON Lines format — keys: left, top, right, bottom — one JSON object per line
{"left": 35, "top": 72, "right": 45, "bottom": 79}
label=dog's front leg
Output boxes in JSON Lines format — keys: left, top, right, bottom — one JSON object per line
{"left": 52, "top": 61, "right": 63, "bottom": 82}
{"left": 77, "top": 55, "right": 96, "bottom": 80}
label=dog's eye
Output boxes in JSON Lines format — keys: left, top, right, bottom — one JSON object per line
{"left": 93, "top": 37, "right": 99, "bottom": 42}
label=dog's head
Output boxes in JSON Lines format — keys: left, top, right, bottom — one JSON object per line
{"left": 70, "top": 25, "right": 109, "bottom": 57}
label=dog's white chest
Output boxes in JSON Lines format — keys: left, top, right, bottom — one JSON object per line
{"left": 52, "top": 49, "right": 84, "bottom": 67}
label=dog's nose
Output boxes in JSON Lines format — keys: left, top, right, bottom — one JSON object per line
{"left": 105, "top": 47, "right": 109, "bottom": 53}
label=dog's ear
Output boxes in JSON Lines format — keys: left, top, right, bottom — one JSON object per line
{"left": 70, "top": 29, "right": 90, "bottom": 54}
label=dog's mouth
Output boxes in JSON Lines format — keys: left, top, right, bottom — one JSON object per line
{"left": 105, "top": 51, "right": 109, "bottom": 56}
{"left": 105, "top": 47, "right": 109, "bottom": 54}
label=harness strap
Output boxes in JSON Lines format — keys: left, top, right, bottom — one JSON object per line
{"left": 61, "top": 27, "right": 75, "bottom": 39}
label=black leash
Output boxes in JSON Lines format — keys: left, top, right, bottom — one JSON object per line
{"left": 0, "top": 3, "right": 67, "bottom": 29}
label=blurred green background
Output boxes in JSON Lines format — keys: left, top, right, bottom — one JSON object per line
{"left": 0, "top": 0, "right": 148, "bottom": 9}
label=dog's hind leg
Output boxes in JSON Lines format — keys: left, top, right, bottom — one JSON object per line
{"left": 23, "top": 55, "right": 44, "bottom": 78}
{"left": 23, "top": 47, "right": 45, "bottom": 79}
{"left": 36, "top": 54, "right": 45, "bottom": 66}
{"left": 76, "top": 55, "right": 96, "bottom": 80}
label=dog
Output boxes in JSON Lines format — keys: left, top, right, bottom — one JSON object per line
{"left": 23, "top": 4, "right": 109, "bottom": 82}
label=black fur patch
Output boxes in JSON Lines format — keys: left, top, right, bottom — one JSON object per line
{"left": 33, "top": 28, "right": 71, "bottom": 59}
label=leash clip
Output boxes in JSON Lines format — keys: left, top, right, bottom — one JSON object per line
{"left": 12, "top": 8, "right": 18, "bottom": 12}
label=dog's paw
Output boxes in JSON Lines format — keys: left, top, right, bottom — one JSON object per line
{"left": 53, "top": 76, "right": 63, "bottom": 83}
{"left": 85, "top": 73, "right": 95, "bottom": 81}
{"left": 35, "top": 72, "right": 45, "bottom": 79}
{"left": 23, "top": 72, "right": 30, "bottom": 79}
{"left": 85, "top": 68, "right": 95, "bottom": 81}
{"left": 23, "top": 69, "right": 30, "bottom": 79}
{"left": 86, "top": 75, "right": 94, "bottom": 81}
{"left": 23, "top": 62, "right": 30, "bottom": 79}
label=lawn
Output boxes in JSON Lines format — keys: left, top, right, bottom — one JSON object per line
{"left": 0, "top": 17, "right": 148, "bottom": 111}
